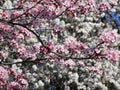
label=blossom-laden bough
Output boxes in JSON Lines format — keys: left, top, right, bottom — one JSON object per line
{"left": 0, "top": 0, "right": 120, "bottom": 90}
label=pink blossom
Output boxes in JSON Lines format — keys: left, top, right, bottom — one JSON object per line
{"left": 89, "top": 66, "right": 102, "bottom": 74}
{"left": 0, "top": 23, "right": 10, "bottom": 32}
{"left": 0, "top": 66, "right": 9, "bottom": 80}
{"left": 104, "top": 50, "right": 120, "bottom": 62}
{"left": 11, "top": 11, "right": 23, "bottom": 19}
{"left": 83, "top": 6, "right": 91, "bottom": 15}
{"left": 65, "top": 10, "right": 75, "bottom": 18}
{"left": 17, "top": 46, "right": 26, "bottom": 56}
{"left": 15, "top": 0, "right": 23, "bottom": 8}
{"left": 33, "top": 43, "right": 41, "bottom": 53}
{"left": 46, "top": 41, "right": 54, "bottom": 50}
{"left": 99, "top": 31, "right": 118, "bottom": 46}
{"left": 0, "top": 35, "right": 3, "bottom": 41}
{"left": 97, "top": 1, "right": 110, "bottom": 12}
{"left": 16, "top": 34, "right": 24, "bottom": 42}
{"left": 77, "top": 61, "right": 85, "bottom": 66}
{"left": 58, "top": 59, "right": 65, "bottom": 65}
{"left": 54, "top": 45, "right": 68, "bottom": 54}
{"left": 10, "top": 68, "right": 18, "bottom": 77}
{"left": 7, "top": 82, "right": 23, "bottom": 90}
{"left": 9, "top": 39, "right": 19, "bottom": 49}
{"left": 19, "top": 27, "right": 33, "bottom": 39}
{"left": 40, "top": 46, "right": 49, "bottom": 54}
{"left": 25, "top": 50, "right": 37, "bottom": 60}
{"left": 30, "top": 7, "right": 39, "bottom": 16}
{"left": 64, "top": 36, "right": 80, "bottom": 53}
{"left": 48, "top": 4, "right": 56, "bottom": 12}
{"left": 64, "top": 59, "right": 75, "bottom": 66}
{"left": 82, "top": 46, "right": 96, "bottom": 56}
{"left": 109, "top": 0, "right": 118, "bottom": 6}
{"left": 1, "top": 11, "right": 10, "bottom": 20}
{"left": 0, "top": 51, "right": 7, "bottom": 60}
{"left": 35, "top": 4, "right": 44, "bottom": 11}
{"left": 63, "top": 0, "right": 73, "bottom": 7}
{"left": 86, "top": 0, "right": 96, "bottom": 9}
{"left": 18, "top": 79, "right": 28, "bottom": 89}
{"left": 0, "top": 78, "right": 6, "bottom": 88}
{"left": 79, "top": 43, "right": 88, "bottom": 49}
{"left": 16, "top": 74, "right": 27, "bottom": 80}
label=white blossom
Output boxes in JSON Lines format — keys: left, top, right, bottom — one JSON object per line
{"left": 38, "top": 80, "right": 44, "bottom": 87}
{"left": 32, "top": 65, "right": 38, "bottom": 71}
{"left": 3, "top": 0, "right": 13, "bottom": 9}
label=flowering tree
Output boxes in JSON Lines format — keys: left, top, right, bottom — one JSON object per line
{"left": 0, "top": 0, "right": 120, "bottom": 90}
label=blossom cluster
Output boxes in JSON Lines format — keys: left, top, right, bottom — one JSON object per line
{"left": 0, "top": 0, "right": 119, "bottom": 89}
{"left": 0, "top": 66, "right": 28, "bottom": 90}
